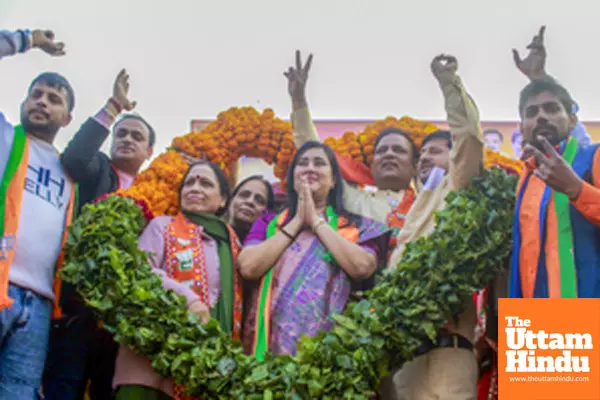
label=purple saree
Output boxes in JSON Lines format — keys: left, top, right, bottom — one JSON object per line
{"left": 243, "top": 211, "right": 389, "bottom": 356}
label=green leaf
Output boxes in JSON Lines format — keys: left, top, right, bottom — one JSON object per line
{"left": 264, "top": 389, "right": 273, "bottom": 400}
{"left": 335, "top": 355, "right": 352, "bottom": 369}
{"left": 61, "top": 169, "right": 516, "bottom": 398}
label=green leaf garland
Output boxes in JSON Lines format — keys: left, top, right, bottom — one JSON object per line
{"left": 61, "top": 167, "right": 517, "bottom": 399}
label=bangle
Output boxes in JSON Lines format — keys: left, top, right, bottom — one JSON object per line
{"left": 108, "top": 98, "right": 123, "bottom": 114}
{"left": 312, "top": 218, "right": 326, "bottom": 232}
{"left": 280, "top": 227, "right": 294, "bottom": 241}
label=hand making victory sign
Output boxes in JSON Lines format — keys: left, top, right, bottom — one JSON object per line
{"left": 284, "top": 50, "right": 313, "bottom": 109}
{"left": 523, "top": 136, "right": 583, "bottom": 200}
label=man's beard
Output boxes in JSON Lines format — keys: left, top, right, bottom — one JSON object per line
{"left": 21, "top": 112, "right": 60, "bottom": 139}
{"left": 530, "top": 124, "right": 564, "bottom": 149}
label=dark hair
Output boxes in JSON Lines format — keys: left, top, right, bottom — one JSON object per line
{"left": 178, "top": 161, "right": 230, "bottom": 216}
{"left": 483, "top": 129, "right": 503, "bottom": 141}
{"left": 29, "top": 72, "right": 75, "bottom": 112}
{"left": 114, "top": 113, "right": 156, "bottom": 147}
{"left": 519, "top": 78, "right": 575, "bottom": 118}
{"left": 227, "top": 175, "right": 275, "bottom": 212}
{"left": 286, "top": 141, "right": 359, "bottom": 225}
{"left": 422, "top": 129, "right": 452, "bottom": 150}
{"left": 374, "top": 127, "right": 419, "bottom": 165}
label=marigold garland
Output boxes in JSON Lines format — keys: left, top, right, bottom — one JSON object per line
{"left": 172, "top": 107, "right": 295, "bottom": 179}
{"left": 116, "top": 150, "right": 189, "bottom": 216}
{"left": 120, "top": 107, "right": 522, "bottom": 217}
{"left": 120, "top": 107, "right": 296, "bottom": 216}
{"left": 323, "top": 116, "right": 523, "bottom": 173}
{"left": 324, "top": 116, "right": 440, "bottom": 165}
{"left": 484, "top": 148, "right": 523, "bottom": 175}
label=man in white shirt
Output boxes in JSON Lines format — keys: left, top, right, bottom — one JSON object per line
{"left": 0, "top": 28, "right": 77, "bottom": 399}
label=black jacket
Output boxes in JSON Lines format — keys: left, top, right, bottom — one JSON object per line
{"left": 59, "top": 117, "right": 119, "bottom": 314}
{"left": 61, "top": 118, "right": 119, "bottom": 212}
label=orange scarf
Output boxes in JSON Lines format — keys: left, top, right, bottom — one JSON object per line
{"left": 386, "top": 187, "right": 416, "bottom": 252}
{"left": 386, "top": 187, "right": 416, "bottom": 229}
{"left": 166, "top": 213, "right": 242, "bottom": 400}
{"left": 0, "top": 126, "right": 76, "bottom": 317}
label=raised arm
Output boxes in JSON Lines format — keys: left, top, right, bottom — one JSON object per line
{"left": 513, "top": 26, "right": 592, "bottom": 146}
{"left": 0, "top": 29, "right": 64, "bottom": 60}
{"left": 513, "top": 26, "right": 548, "bottom": 81}
{"left": 61, "top": 69, "right": 136, "bottom": 182}
{"left": 512, "top": 26, "right": 565, "bottom": 87}
{"left": 431, "top": 55, "right": 484, "bottom": 190}
{"left": 284, "top": 51, "right": 369, "bottom": 213}
{"left": 286, "top": 50, "right": 320, "bottom": 146}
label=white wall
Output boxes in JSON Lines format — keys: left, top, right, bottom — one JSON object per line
{"left": 1, "top": 0, "right": 598, "bottom": 157}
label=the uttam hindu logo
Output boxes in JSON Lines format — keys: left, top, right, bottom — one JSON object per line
{"left": 504, "top": 315, "right": 592, "bottom": 373}
{"left": 499, "top": 299, "right": 600, "bottom": 400}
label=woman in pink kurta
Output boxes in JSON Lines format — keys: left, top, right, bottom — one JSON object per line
{"left": 113, "top": 161, "right": 243, "bottom": 400}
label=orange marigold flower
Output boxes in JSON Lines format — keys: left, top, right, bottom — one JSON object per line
{"left": 125, "top": 107, "right": 520, "bottom": 219}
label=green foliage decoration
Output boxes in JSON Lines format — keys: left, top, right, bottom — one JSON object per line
{"left": 61, "top": 167, "right": 517, "bottom": 399}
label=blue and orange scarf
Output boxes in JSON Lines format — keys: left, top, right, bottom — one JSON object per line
{"left": 509, "top": 137, "right": 578, "bottom": 298}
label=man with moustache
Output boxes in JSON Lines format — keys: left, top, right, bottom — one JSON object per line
{"left": 415, "top": 129, "right": 453, "bottom": 187}
{"left": 385, "top": 54, "right": 484, "bottom": 400}
{"left": 286, "top": 51, "right": 418, "bottom": 236}
{"left": 474, "top": 26, "right": 598, "bottom": 400}
{"left": 43, "top": 71, "right": 155, "bottom": 400}
{"left": 509, "top": 27, "right": 600, "bottom": 299}
{"left": 0, "top": 28, "right": 78, "bottom": 398}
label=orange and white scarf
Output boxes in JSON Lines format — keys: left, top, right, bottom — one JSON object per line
{"left": 0, "top": 125, "right": 77, "bottom": 317}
